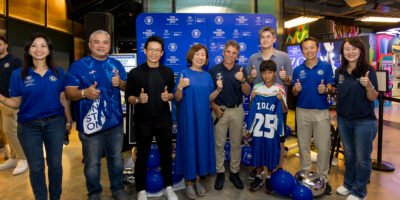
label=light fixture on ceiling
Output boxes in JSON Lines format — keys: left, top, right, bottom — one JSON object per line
{"left": 356, "top": 16, "right": 400, "bottom": 23}
{"left": 284, "top": 16, "right": 323, "bottom": 28}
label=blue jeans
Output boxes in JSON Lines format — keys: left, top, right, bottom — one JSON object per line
{"left": 337, "top": 116, "right": 377, "bottom": 199}
{"left": 79, "top": 125, "right": 124, "bottom": 196}
{"left": 18, "top": 115, "right": 66, "bottom": 200}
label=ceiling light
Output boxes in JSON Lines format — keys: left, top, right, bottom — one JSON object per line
{"left": 284, "top": 16, "right": 322, "bottom": 28}
{"left": 356, "top": 16, "right": 400, "bottom": 23}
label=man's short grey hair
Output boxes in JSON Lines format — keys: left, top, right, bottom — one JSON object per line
{"left": 89, "top": 30, "right": 110, "bottom": 41}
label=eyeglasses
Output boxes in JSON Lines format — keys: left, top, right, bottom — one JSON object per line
{"left": 147, "top": 48, "right": 162, "bottom": 53}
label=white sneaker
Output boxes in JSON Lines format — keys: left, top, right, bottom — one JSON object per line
{"left": 137, "top": 190, "right": 147, "bottom": 200}
{"left": 13, "top": 159, "right": 28, "bottom": 175}
{"left": 163, "top": 186, "right": 178, "bottom": 200}
{"left": 347, "top": 194, "right": 366, "bottom": 200}
{"left": 0, "top": 158, "right": 17, "bottom": 170}
{"left": 336, "top": 185, "right": 351, "bottom": 196}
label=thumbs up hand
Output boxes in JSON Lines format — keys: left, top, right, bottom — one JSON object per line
{"left": 276, "top": 89, "right": 283, "bottom": 101}
{"left": 318, "top": 79, "right": 327, "bottom": 94}
{"left": 112, "top": 70, "right": 120, "bottom": 87}
{"left": 294, "top": 79, "right": 302, "bottom": 92}
{"left": 250, "top": 65, "right": 257, "bottom": 79}
{"left": 85, "top": 81, "right": 101, "bottom": 99}
{"left": 139, "top": 88, "right": 148, "bottom": 104}
{"left": 178, "top": 73, "right": 190, "bottom": 89}
{"left": 360, "top": 71, "right": 370, "bottom": 88}
{"left": 161, "top": 86, "right": 170, "bottom": 102}
{"left": 235, "top": 67, "right": 245, "bottom": 82}
{"left": 216, "top": 75, "right": 223, "bottom": 91}
{"left": 279, "top": 66, "right": 287, "bottom": 80}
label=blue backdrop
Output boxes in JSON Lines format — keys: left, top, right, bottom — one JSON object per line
{"left": 136, "top": 13, "right": 276, "bottom": 73}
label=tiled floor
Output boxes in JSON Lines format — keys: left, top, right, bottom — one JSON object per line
{"left": 0, "top": 103, "right": 399, "bottom": 200}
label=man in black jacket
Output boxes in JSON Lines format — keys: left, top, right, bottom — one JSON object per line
{"left": 125, "top": 36, "right": 177, "bottom": 200}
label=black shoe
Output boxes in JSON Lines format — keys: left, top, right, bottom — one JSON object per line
{"left": 248, "top": 168, "right": 257, "bottom": 180}
{"left": 88, "top": 193, "right": 101, "bottom": 200}
{"left": 325, "top": 182, "right": 332, "bottom": 195}
{"left": 249, "top": 177, "right": 264, "bottom": 192}
{"left": 265, "top": 178, "right": 273, "bottom": 194}
{"left": 229, "top": 172, "right": 244, "bottom": 189}
{"left": 214, "top": 172, "right": 225, "bottom": 190}
{"left": 112, "top": 189, "right": 129, "bottom": 200}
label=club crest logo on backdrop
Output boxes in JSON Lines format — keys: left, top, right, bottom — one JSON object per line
{"left": 214, "top": 16, "right": 224, "bottom": 25}
{"left": 215, "top": 56, "right": 223, "bottom": 64}
{"left": 192, "top": 29, "right": 201, "bottom": 38}
{"left": 239, "top": 42, "right": 247, "bottom": 52}
{"left": 168, "top": 43, "right": 178, "bottom": 52}
{"left": 144, "top": 16, "right": 153, "bottom": 25}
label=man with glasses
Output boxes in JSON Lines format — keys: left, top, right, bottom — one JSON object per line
{"left": 125, "top": 36, "right": 178, "bottom": 200}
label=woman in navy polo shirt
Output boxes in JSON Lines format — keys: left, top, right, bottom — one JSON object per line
{"left": 0, "top": 33, "right": 72, "bottom": 200}
{"left": 335, "top": 37, "right": 378, "bottom": 200}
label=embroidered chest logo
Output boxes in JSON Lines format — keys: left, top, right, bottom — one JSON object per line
{"left": 317, "top": 69, "right": 324, "bottom": 75}
{"left": 299, "top": 70, "right": 306, "bottom": 79}
{"left": 24, "top": 76, "right": 35, "bottom": 86}
{"left": 49, "top": 75, "right": 57, "bottom": 82}
{"left": 338, "top": 74, "right": 345, "bottom": 84}
{"left": 3, "top": 62, "right": 9, "bottom": 68}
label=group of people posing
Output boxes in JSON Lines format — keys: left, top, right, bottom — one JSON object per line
{"left": 0, "top": 25, "right": 377, "bottom": 200}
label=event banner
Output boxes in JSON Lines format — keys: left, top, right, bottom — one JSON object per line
{"left": 136, "top": 13, "right": 276, "bottom": 73}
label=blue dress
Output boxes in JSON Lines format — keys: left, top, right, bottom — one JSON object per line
{"left": 174, "top": 68, "right": 216, "bottom": 180}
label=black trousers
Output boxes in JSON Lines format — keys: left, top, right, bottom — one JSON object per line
{"left": 134, "top": 118, "right": 173, "bottom": 192}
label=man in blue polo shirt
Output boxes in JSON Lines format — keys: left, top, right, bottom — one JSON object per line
{"left": 292, "top": 37, "right": 333, "bottom": 195}
{"left": 65, "top": 30, "right": 128, "bottom": 200}
{"left": 209, "top": 40, "right": 251, "bottom": 190}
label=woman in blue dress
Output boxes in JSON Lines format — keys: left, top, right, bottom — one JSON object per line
{"left": 174, "top": 44, "right": 222, "bottom": 199}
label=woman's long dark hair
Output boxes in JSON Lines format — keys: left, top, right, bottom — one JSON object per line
{"left": 21, "top": 33, "right": 57, "bottom": 78}
{"left": 338, "top": 37, "right": 372, "bottom": 78}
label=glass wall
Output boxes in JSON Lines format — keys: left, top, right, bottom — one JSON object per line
{"left": 144, "top": 0, "right": 172, "bottom": 12}
{"left": 177, "top": 0, "right": 254, "bottom": 13}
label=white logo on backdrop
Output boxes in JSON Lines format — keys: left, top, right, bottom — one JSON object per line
{"left": 168, "top": 43, "right": 178, "bottom": 52}
{"left": 144, "top": 16, "right": 153, "bottom": 25}
{"left": 192, "top": 29, "right": 201, "bottom": 38}
{"left": 239, "top": 42, "right": 247, "bottom": 51}
{"left": 215, "top": 56, "right": 223, "bottom": 64}
{"left": 215, "top": 16, "right": 224, "bottom": 25}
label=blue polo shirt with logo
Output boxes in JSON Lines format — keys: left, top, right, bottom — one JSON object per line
{"left": 9, "top": 67, "right": 65, "bottom": 123}
{"left": 209, "top": 63, "right": 247, "bottom": 106}
{"left": 292, "top": 59, "right": 334, "bottom": 109}
{"left": 65, "top": 56, "right": 127, "bottom": 134}
{"left": 335, "top": 68, "right": 378, "bottom": 120}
